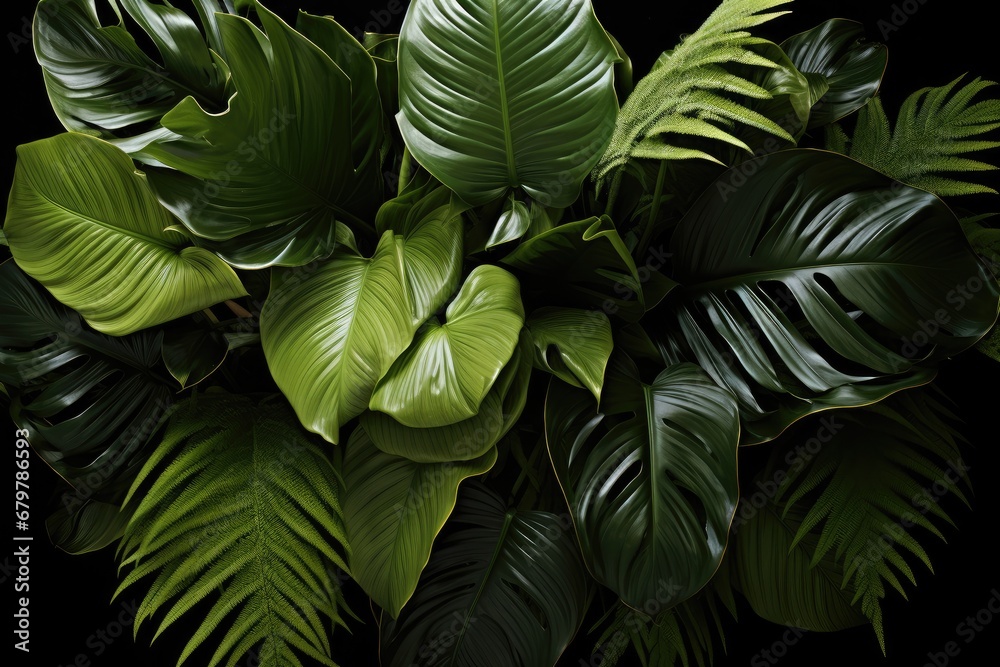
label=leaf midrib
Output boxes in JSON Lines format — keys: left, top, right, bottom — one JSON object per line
{"left": 491, "top": 0, "right": 518, "bottom": 187}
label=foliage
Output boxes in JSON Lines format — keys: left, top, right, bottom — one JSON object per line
{"left": 4, "top": 0, "right": 1000, "bottom": 665}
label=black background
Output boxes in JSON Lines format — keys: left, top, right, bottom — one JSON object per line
{"left": 3, "top": 0, "right": 998, "bottom": 666}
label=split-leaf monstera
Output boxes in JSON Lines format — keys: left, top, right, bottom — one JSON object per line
{"left": 4, "top": 0, "right": 999, "bottom": 665}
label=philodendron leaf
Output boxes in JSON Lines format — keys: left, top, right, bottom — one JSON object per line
{"left": 361, "top": 332, "right": 533, "bottom": 463}
{"left": 658, "top": 149, "right": 999, "bottom": 442}
{"left": 3, "top": 133, "right": 247, "bottom": 336}
{"left": 380, "top": 482, "right": 590, "bottom": 667}
{"left": 376, "top": 175, "right": 467, "bottom": 324}
{"left": 141, "top": 3, "right": 385, "bottom": 268}
{"left": 33, "top": 0, "right": 226, "bottom": 147}
{"left": 502, "top": 216, "right": 676, "bottom": 322}
{"left": 342, "top": 427, "right": 497, "bottom": 618}
{"left": 526, "top": 307, "right": 613, "bottom": 401}
{"left": 0, "top": 261, "right": 174, "bottom": 493}
{"left": 781, "top": 19, "right": 888, "bottom": 128}
{"left": 370, "top": 265, "right": 525, "bottom": 428}
{"left": 261, "top": 232, "right": 417, "bottom": 444}
{"left": 546, "top": 358, "right": 741, "bottom": 611}
{"left": 396, "top": 0, "right": 619, "bottom": 207}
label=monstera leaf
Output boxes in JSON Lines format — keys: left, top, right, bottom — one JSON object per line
{"left": 142, "top": 4, "right": 385, "bottom": 268}
{"left": 0, "top": 261, "right": 174, "bottom": 492}
{"left": 380, "top": 482, "right": 590, "bottom": 667}
{"left": 370, "top": 265, "right": 525, "bottom": 428}
{"left": 781, "top": 19, "right": 887, "bottom": 129}
{"left": 546, "top": 358, "right": 741, "bottom": 611}
{"left": 342, "top": 427, "right": 497, "bottom": 618}
{"left": 396, "top": 0, "right": 619, "bottom": 207}
{"left": 656, "top": 149, "right": 999, "bottom": 442}
{"left": 260, "top": 232, "right": 418, "bottom": 444}
{"left": 4, "top": 133, "right": 246, "bottom": 336}
{"left": 33, "top": 0, "right": 227, "bottom": 149}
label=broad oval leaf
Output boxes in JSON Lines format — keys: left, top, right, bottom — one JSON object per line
{"left": 161, "top": 326, "right": 229, "bottom": 389}
{"left": 142, "top": 5, "right": 384, "bottom": 268}
{"left": 260, "top": 232, "right": 417, "bottom": 444}
{"left": 380, "top": 482, "right": 590, "bottom": 667}
{"left": 396, "top": 0, "right": 619, "bottom": 207}
{"left": 342, "top": 427, "right": 497, "bottom": 618}
{"left": 361, "top": 332, "right": 533, "bottom": 463}
{"left": 0, "top": 261, "right": 174, "bottom": 492}
{"left": 118, "top": 393, "right": 350, "bottom": 667}
{"left": 546, "top": 358, "right": 740, "bottom": 611}
{"left": 781, "top": 19, "right": 888, "bottom": 129}
{"left": 46, "top": 496, "right": 132, "bottom": 555}
{"left": 526, "top": 306, "right": 613, "bottom": 402}
{"left": 33, "top": 0, "right": 225, "bottom": 146}
{"left": 3, "top": 134, "right": 247, "bottom": 336}
{"left": 659, "top": 149, "right": 999, "bottom": 442}
{"left": 370, "top": 265, "right": 524, "bottom": 428}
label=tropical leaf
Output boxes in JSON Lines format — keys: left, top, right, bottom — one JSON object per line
{"left": 961, "top": 218, "right": 1000, "bottom": 362}
{"left": 141, "top": 4, "right": 385, "bottom": 268}
{"left": 3, "top": 133, "right": 247, "bottom": 336}
{"left": 653, "top": 149, "right": 999, "bottom": 442}
{"left": 545, "top": 358, "right": 740, "bottom": 611}
{"left": 47, "top": 494, "right": 133, "bottom": 555}
{"left": 161, "top": 325, "right": 230, "bottom": 390}
{"left": 594, "top": 0, "right": 794, "bottom": 180}
{"left": 829, "top": 76, "right": 1000, "bottom": 196}
{"left": 0, "top": 261, "right": 174, "bottom": 492}
{"left": 770, "top": 390, "right": 970, "bottom": 650}
{"left": 525, "top": 307, "right": 613, "bottom": 402}
{"left": 33, "top": 0, "right": 226, "bottom": 148}
{"left": 780, "top": 19, "right": 887, "bottom": 129}
{"left": 260, "top": 232, "right": 417, "bottom": 445}
{"left": 396, "top": 0, "right": 620, "bottom": 207}
{"left": 380, "top": 482, "right": 590, "bottom": 667}
{"left": 370, "top": 265, "right": 525, "bottom": 428}
{"left": 118, "top": 393, "right": 351, "bottom": 667}
{"left": 502, "top": 216, "right": 675, "bottom": 322}
{"left": 342, "top": 426, "right": 497, "bottom": 618}
{"left": 361, "top": 332, "right": 533, "bottom": 463}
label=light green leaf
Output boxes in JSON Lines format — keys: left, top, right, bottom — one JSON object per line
{"left": 396, "top": 0, "right": 619, "bottom": 207}
{"left": 3, "top": 133, "right": 246, "bottom": 336}
{"left": 370, "top": 265, "right": 525, "bottom": 428}
{"left": 361, "top": 332, "right": 532, "bottom": 463}
{"left": 342, "top": 427, "right": 497, "bottom": 618}
{"left": 546, "top": 358, "right": 741, "bottom": 611}
{"left": 260, "top": 232, "right": 417, "bottom": 444}
{"left": 526, "top": 307, "right": 612, "bottom": 401}
{"left": 141, "top": 4, "right": 385, "bottom": 268}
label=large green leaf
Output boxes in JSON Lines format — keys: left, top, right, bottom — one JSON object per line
{"left": 46, "top": 494, "right": 133, "bottom": 555}
{"left": 342, "top": 427, "right": 497, "bottom": 618}
{"left": 370, "top": 265, "right": 525, "bottom": 428}
{"left": 502, "top": 216, "right": 675, "bottom": 322}
{"left": 781, "top": 19, "right": 887, "bottom": 129}
{"left": 656, "top": 149, "right": 999, "bottom": 442}
{"left": 141, "top": 4, "right": 385, "bottom": 268}
{"left": 525, "top": 307, "right": 613, "bottom": 402}
{"left": 3, "top": 133, "right": 247, "bottom": 336}
{"left": 546, "top": 358, "right": 740, "bottom": 611}
{"left": 118, "top": 393, "right": 350, "bottom": 666}
{"left": 260, "top": 232, "right": 417, "bottom": 445}
{"left": 361, "top": 332, "right": 533, "bottom": 463}
{"left": 396, "top": 0, "right": 619, "bottom": 207}
{"left": 0, "top": 261, "right": 174, "bottom": 492}
{"left": 33, "top": 0, "right": 226, "bottom": 147}
{"left": 380, "top": 482, "right": 590, "bottom": 667}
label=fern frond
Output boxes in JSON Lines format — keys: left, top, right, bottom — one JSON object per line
{"left": 117, "top": 393, "right": 351, "bottom": 667}
{"left": 594, "top": 0, "right": 794, "bottom": 181}
{"left": 829, "top": 76, "right": 1000, "bottom": 196}
{"left": 775, "top": 390, "right": 970, "bottom": 652}
{"left": 593, "top": 571, "right": 735, "bottom": 667}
